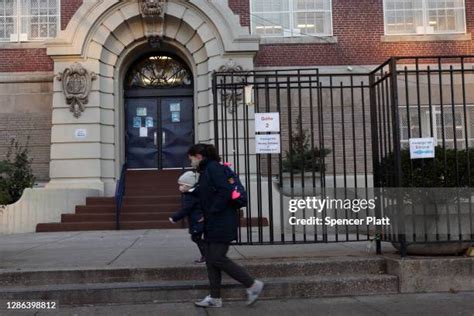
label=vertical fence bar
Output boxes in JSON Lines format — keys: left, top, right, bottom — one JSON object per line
{"left": 287, "top": 75, "right": 296, "bottom": 243}
{"left": 212, "top": 73, "right": 219, "bottom": 151}
{"left": 317, "top": 78, "right": 328, "bottom": 242}
{"left": 389, "top": 58, "right": 406, "bottom": 257}
{"left": 340, "top": 81, "right": 349, "bottom": 241}
{"left": 309, "top": 72, "right": 317, "bottom": 241}
{"left": 460, "top": 58, "right": 473, "bottom": 240}
{"left": 245, "top": 74, "right": 253, "bottom": 244}
{"left": 297, "top": 70, "right": 307, "bottom": 242}
{"left": 276, "top": 71, "right": 285, "bottom": 243}
{"left": 329, "top": 76, "right": 338, "bottom": 242}
{"left": 369, "top": 71, "right": 382, "bottom": 254}
{"left": 264, "top": 75, "right": 274, "bottom": 243}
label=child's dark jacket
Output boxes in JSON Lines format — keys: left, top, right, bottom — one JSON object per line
{"left": 171, "top": 189, "right": 204, "bottom": 235}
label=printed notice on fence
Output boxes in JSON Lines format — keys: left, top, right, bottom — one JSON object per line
{"left": 256, "top": 134, "right": 281, "bottom": 154}
{"left": 409, "top": 137, "right": 435, "bottom": 159}
{"left": 255, "top": 112, "right": 280, "bottom": 133}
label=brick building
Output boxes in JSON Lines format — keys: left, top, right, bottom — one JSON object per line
{"left": 0, "top": 0, "right": 473, "bottom": 233}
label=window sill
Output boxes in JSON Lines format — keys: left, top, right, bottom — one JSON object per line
{"left": 0, "top": 42, "right": 48, "bottom": 49}
{"left": 259, "top": 36, "right": 338, "bottom": 45}
{"left": 381, "top": 33, "right": 471, "bottom": 42}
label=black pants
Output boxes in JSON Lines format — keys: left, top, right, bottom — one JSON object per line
{"left": 191, "top": 233, "right": 205, "bottom": 257}
{"left": 205, "top": 242, "right": 255, "bottom": 298}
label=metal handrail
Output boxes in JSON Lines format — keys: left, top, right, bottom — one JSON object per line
{"left": 115, "top": 163, "right": 127, "bottom": 230}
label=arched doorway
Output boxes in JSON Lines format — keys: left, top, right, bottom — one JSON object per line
{"left": 124, "top": 53, "right": 194, "bottom": 170}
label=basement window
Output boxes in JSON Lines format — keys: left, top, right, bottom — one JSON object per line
{"left": 0, "top": 0, "right": 60, "bottom": 42}
{"left": 250, "top": 0, "right": 333, "bottom": 38}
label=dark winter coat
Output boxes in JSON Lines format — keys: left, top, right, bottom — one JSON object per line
{"left": 171, "top": 189, "right": 204, "bottom": 235}
{"left": 197, "top": 159, "right": 238, "bottom": 243}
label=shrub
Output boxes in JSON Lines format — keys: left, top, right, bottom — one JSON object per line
{"left": 379, "top": 146, "right": 474, "bottom": 188}
{"left": 282, "top": 123, "right": 330, "bottom": 173}
{"left": 0, "top": 139, "right": 36, "bottom": 206}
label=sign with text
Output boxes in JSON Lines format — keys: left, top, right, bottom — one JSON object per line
{"left": 74, "top": 129, "right": 87, "bottom": 139}
{"left": 256, "top": 134, "right": 281, "bottom": 154}
{"left": 409, "top": 137, "right": 435, "bottom": 159}
{"left": 255, "top": 112, "right": 280, "bottom": 133}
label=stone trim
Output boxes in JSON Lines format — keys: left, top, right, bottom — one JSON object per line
{"left": 0, "top": 42, "right": 48, "bottom": 49}
{"left": 381, "top": 33, "right": 472, "bottom": 42}
{"left": 260, "top": 36, "right": 338, "bottom": 45}
{"left": 0, "top": 72, "right": 54, "bottom": 83}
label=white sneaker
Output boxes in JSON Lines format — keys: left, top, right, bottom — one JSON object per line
{"left": 246, "top": 280, "right": 264, "bottom": 306}
{"left": 194, "top": 295, "right": 223, "bottom": 308}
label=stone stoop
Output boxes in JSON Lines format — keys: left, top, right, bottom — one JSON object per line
{"left": 0, "top": 257, "right": 398, "bottom": 306}
{"left": 36, "top": 170, "right": 267, "bottom": 232}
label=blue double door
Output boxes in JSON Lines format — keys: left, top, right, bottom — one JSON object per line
{"left": 125, "top": 97, "right": 194, "bottom": 169}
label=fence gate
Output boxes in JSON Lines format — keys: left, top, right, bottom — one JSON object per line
{"left": 213, "top": 57, "right": 474, "bottom": 254}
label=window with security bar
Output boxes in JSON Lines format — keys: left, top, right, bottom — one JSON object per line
{"left": 250, "top": 0, "right": 333, "bottom": 37}
{"left": 0, "top": 0, "right": 60, "bottom": 42}
{"left": 384, "top": 0, "right": 466, "bottom": 35}
{"left": 400, "top": 105, "right": 473, "bottom": 149}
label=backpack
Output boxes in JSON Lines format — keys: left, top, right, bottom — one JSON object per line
{"left": 222, "top": 162, "right": 248, "bottom": 208}
{"left": 205, "top": 162, "right": 248, "bottom": 208}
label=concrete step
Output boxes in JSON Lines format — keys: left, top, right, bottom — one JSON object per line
{"left": 123, "top": 196, "right": 180, "bottom": 205}
{"left": 120, "top": 221, "right": 185, "bottom": 230}
{"left": 0, "top": 257, "right": 388, "bottom": 287}
{"left": 121, "top": 204, "right": 179, "bottom": 213}
{"left": 120, "top": 212, "right": 176, "bottom": 221}
{"left": 62, "top": 214, "right": 115, "bottom": 223}
{"left": 75, "top": 205, "right": 115, "bottom": 214}
{"left": 85, "top": 197, "right": 115, "bottom": 206}
{"left": 125, "top": 189, "right": 181, "bottom": 196}
{"left": 0, "top": 274, "right": 398, "bottom": 306}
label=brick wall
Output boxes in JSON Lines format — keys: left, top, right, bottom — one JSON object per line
{"left": 0, "top": 49, "right": 53, "bottom": 72}
{"left": 61, "top": 0, "right": 83, "bottom": 30}
{"left": 229, "top": 0, "right": 250, "bottom": 27}
{"left": 229, "top": 0, "right": 474, "bottom": 67}
{"left": 0, "top": 113, "right": 52, "bottom": 181}
{"left": 0, "top": 0, "right": 83, "bottom": 73}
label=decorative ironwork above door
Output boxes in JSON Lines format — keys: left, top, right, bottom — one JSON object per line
{"left": 125, "top": 55, "right": 192, "bottom": 89}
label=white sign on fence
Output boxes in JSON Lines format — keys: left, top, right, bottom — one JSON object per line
{"left": 255, "top": 112, "right": 280, "bottom": 133}
{"left": 409, "top": 137, "right": 435, "bottom": 159}
{"left": 256, "top": 134, "right": 281, "bottom": 154}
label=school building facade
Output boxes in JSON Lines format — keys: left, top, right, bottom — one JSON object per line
{"left": 0, "top": 0, "right": 473, "bottom": 235}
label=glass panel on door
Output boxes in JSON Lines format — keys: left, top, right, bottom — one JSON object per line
{"left": 160, "top": 97, "right": 194, "bottom": 169}
{"left": 125, "top": 99, "right": 158, "bottom": 169}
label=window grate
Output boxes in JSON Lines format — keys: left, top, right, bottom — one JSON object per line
{"left": 0, "top": 0, "right": 59, "bottom": 42}
{"left": 384, "top": 0, "right": 466, "bottom": 35}
{"left": 250, "top": 0, "right": 333, "bottom": 37}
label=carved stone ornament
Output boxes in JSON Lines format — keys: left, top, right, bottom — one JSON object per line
{"left": 56, "top": 63, "right": 97, "bottom": 118}
{"left": 140, "top": 0, "right": 166, "bottom": 18}
{"left": 148, "top": 36, "right": 162, "bottom": 48}
{"left": 218, "top": 60, "right": 247, "bottom": 114}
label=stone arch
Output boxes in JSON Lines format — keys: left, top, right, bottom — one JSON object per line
{"left": 45, "top": 0, "right": 258, "bottom": 195}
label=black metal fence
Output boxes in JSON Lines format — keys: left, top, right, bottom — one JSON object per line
{"left": 212, "top": 56, "right": 474, "bottom": 254}
{"left": 371, "top": 57, "right": 474, "bottom": 255}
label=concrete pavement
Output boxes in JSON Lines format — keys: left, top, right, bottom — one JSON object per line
{"left": 1, "top": 293, "right": 473, "bottom": 316}
{"left": 0, "top": 229, "right": 397, "bottom": 271}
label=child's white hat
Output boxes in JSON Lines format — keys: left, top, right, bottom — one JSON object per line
{"left": 178, "top": 171, "right": 198, "bottom": 187}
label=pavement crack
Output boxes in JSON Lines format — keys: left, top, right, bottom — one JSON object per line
{"left": 106, "top": 232, "right": 146, "bottom": 266}
{"left": 3, "top": 232, "right": 83, "bottom": 260}
{"left": 231, "top": 245, "right": 248, "bottom": 260}
{"left": 351, "top": 296, "right": 388, "bottom": 316}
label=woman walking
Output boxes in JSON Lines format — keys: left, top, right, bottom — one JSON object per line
{"left": 188, "top": 144, "right": 264, "bottom": 308}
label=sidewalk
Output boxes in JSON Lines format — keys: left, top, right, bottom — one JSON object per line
{"left": 0, "top": 230, "right": 398, "bottom": 271}
{"left": 1, "top": 293, "right": 473, "bottom": 316}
